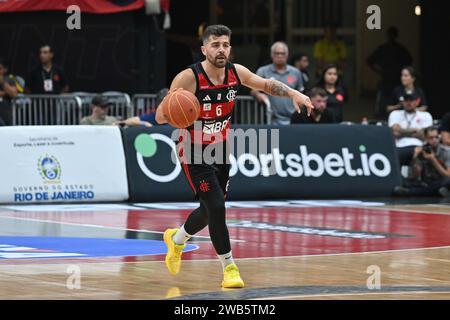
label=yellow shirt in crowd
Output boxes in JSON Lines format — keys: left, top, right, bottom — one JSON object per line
{"left": 314, "top": 38, "right": 347, "bottom": 64}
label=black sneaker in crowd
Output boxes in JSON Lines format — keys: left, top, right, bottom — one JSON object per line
{"left": 393, "top": 186, "right": 410, "bottom": 196}
{"left": 438, "top": 187, "right": 450, "bottom": 198}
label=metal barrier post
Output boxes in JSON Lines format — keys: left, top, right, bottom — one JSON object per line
{"left": 131, "top": 94, "right": 158, "bottom": 116}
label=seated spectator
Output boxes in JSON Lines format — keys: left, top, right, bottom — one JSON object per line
{"left": 387, "top": 66, "right": 428, "bottom": 114}
{"left": 291, "top": 53, "right": 310, "bottom": 93}
{"left": 291, "top": 87, "right": 335, "bottom": 124}
{"left": 316, "top": 64, "right": 347, "bottom": 123}
{"left": 394, "top": 127, "right": 450, "bottom": 197}
{"left": 251, "top": 41, "right": 304, "bottom": 125}
{"left": 116, "top": 88, "right": 169, "bottom": 127}
{"left": 0, "top": 58, "right": 19, "bottom": 126}
{"left": 388, "top": 91, "right": 433, "bottom": 166}
{"left": 439, "top": 112, "right": 450, "bottom": 146}
{"left": 80, "top": 95, "right": 117, "bottom": 125}
{"left": 26, "top": 44, "right": 69, "bottom": 94}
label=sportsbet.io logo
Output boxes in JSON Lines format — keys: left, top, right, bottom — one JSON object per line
{"left": 133, "top": 129, "right": 392, "bottom": 182}
{"left": 134, "top": 133, "right": 181, "bottom": 183}
{"left": 229, "top": 144, "right": 392, "bottom": 178}
{"left": 37, "top": 154, "right": 62, "bottom": 182}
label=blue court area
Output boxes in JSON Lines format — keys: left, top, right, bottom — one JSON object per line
{"left": 0, "top": 236, "right": 198, "bottom": 260}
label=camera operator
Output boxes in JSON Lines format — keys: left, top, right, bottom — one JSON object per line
{"left": 396, "top": 127, "right": 450, "bottom": 197}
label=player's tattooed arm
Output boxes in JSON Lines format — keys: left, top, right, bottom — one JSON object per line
{"left": 263, "top": 79, "right": 291, "bottom": 97}
{"left": 235, "top": 63, "right": 314, "bottom": 115}
{"left": 235, "top": 64, "right": 294, "bottom": 98}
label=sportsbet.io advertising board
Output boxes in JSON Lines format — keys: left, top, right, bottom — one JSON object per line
{"left": 0, "top": 126, "right": 129, "bottom": 203}
{"left": 122, "top": 124, "right": 401, "bottom": 201}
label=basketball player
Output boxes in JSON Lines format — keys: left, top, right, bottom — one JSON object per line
{"left": 155, "top": 25, "right": 313, "bottom": 288}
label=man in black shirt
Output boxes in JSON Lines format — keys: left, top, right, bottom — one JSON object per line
{"left": 388, "top": 85, "right": 428, "bottom": 113}
{"left": 440, "top": 112, "right": 450, "bottom": 146}
{"left": 0, "top": 58, "right": 18, "bottom": 125}
{"left": 367, "top": 27, "right": 412, "bottom": 119}
{"left": 26, "top": 45, "right": 69, "bottom": 94}
{"left": 291, "top": 53, "right": 310, "bottom": 93}
{"left": 291, "top": 87, "right": 336, "bottom": 124}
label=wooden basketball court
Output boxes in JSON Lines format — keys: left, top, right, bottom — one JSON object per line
{"left": 0, "top": 199, "right": 449, "bottom": 300}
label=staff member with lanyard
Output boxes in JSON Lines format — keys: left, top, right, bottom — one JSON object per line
{"left": 388, "top": 92, "right": 433, "bottom": 166}
{"left": 26, "top": 45, "right": 69, "bottom": 94}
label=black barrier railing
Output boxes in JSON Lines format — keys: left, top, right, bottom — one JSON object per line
{"left": 12, "top": 94, "right": 83, "bottom": 125}
{"left": 12, "top": 93, "right": 132, "bottom": 125}
{"left": 11, "top": 93, "right": 272, "bottom": 126}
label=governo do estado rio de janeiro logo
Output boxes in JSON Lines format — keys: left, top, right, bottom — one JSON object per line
{"left": 37, "top": 154, "right": 62, "bottom": 183}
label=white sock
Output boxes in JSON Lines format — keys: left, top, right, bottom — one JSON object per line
{"left": 218, "top": 251, "right": 235, "bottom": 270}
{"left": 172, "top": 225, "right": 192, "bottom": 245}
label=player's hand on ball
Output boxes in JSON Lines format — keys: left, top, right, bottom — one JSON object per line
{"left": 293, "top": 92, "right": 314, "bottom": 116}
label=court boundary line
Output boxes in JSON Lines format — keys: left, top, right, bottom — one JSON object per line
{"left": 354, "top": 205, "right": 450, "bottom": 215}
{"left": 254, "top": 291, "right": 450, "bottom": 300}
{"left": 221, "top": 245, "right": 450, "bottom": 262}
{"left": 2, "top": 245, "right": 448, "bottom": 265}
{"left": 0, "top": 215, "right": 245, "bottom": 243}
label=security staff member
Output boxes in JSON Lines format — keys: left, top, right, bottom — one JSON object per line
{"left": 26, "top": 45, "right": 69, "bottom": 94}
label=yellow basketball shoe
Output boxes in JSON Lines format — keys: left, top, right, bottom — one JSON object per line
{"left": 163, "top": 228, "right": 186, "bottom": 275}
{"left": 222, "top": 264, "right": 245, "bottom": 288}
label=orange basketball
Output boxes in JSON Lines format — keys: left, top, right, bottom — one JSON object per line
{"left": 163, "top": 89, "right": 200, "bottom": 128}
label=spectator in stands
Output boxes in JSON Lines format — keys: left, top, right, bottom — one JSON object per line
{"left": 367, "top": 27, "right": 413, "bottom": 119}
{"left": 291, "top": 87, "right": 335, "bottom": 124}
{"left": 0, "top": 58, "right": 19, "bottom": 126}
{"left": 314, "top": 22, "right": 347, "bottom": 77}
{"left": 389, "top": 91, "right": 433, "bottom": 166}
{"left": 387, "top": 66, "right": 428, "bottom": 114}
{"left": 394, "top": 127, "right": 450, "bottom": 197}
{"left": 26, "top": 45, "right": 69, "bottom": 94}
{"left": 291, "top": 53, "right": 310, "bottom": 93}
{"left": 116, "top": 88, "right": 169, "bottom": 127}
{"left": 0, "top": 117, "right": 5, "bottom": 126}
{"left": 316, "top": 64, "right": 347, "bottom": 123}
{"left": 251, "top": 41, "right": 304, "bottom": 125}
{"left": 440, "top": 112, "right": 450, "bottom": 146}
{"left": 80, "top": 95, "right": 117, "bottom": 125}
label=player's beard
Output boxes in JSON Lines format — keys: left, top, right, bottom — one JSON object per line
{"left": 207, "top": 54, "right": 227, "bottom": 68}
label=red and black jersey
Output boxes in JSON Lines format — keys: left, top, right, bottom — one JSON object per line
{"left": 180, "top": 61, "right": 241, "bottom": 145}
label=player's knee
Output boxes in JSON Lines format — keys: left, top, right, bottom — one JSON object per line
{"left": 199, "top": 210, "right": 209, "bottom": 225}
{"left": 207, "top": 201, "right": 225, "bottom": 216}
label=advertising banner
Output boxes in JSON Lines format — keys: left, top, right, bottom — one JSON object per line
{"left": 0, "top": 0, "right": 144, "bottom": 13}
{"left": 0, "top": 126, "right": 129, "bottom": 203}
{"left": 123, "top": 124, "right": 401, "bottom": 202}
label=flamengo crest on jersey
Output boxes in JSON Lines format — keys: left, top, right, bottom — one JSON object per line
{"left": 182, "top": 62, "right": 241, "bottom": 145}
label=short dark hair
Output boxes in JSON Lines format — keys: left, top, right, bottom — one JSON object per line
{"left": 424, "top": 126, "right": 439, "bottom": 137}
{"left": 308, "top": 87, "right": 328, "bottom": 98}
{"left": 40, "top": 44, "right": 53, "bottom": 53}
{"left": 202, "top": 25, "right": 231, "bottom": 44}
{"left": 290, "top": 52, "right": 307, "bottom": 64}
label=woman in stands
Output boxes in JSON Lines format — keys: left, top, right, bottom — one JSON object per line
{"left": 387, "top": 66, "right": 428, "bottom": 114}
{"left": 316, "top": 64, "right": 347, "bottom": 123}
